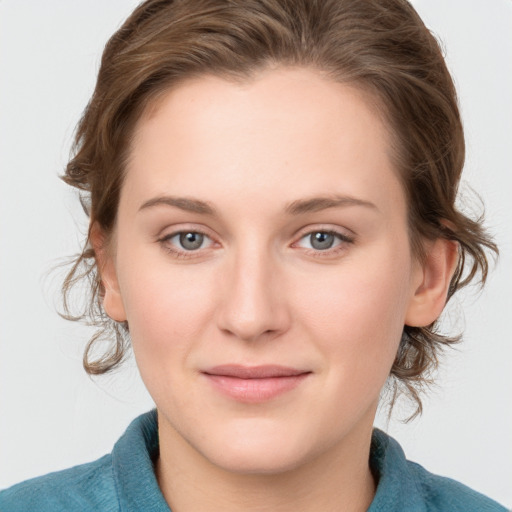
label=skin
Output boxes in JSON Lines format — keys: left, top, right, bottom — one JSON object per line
{"left": 93, "top": 67, "right": 457, "bottom": 512}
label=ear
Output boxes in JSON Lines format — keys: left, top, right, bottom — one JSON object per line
{"left": 405, "top": 238, "right": 459, "bottom": 327}
{"left": 90, "top": 222, "right": 127, "bottom": 323}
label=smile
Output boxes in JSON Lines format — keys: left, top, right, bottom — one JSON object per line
{"left": 202, "top": 365, "right": 311, "bottom": 403}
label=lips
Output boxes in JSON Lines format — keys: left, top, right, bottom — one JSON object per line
{"left": 204, "top": 364, "right": 308, "bottom": 379}
{"left": 202, "top": 365, "right": 311, "bottom": 403}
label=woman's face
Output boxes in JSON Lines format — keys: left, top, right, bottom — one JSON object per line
{"left": 103, "top": 67, "right": 427, "bottom": 473}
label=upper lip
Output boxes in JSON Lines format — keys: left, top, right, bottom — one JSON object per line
{"left": 203, "top": 365, "right": 310, "bottom": 379}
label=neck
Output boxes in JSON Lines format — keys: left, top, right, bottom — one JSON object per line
{"left": 155, "top": 415, "right": 376, "bottom": 512}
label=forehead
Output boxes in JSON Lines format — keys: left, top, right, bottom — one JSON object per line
{"left": 123, "top": 66, "right": 405, "bottom": 219}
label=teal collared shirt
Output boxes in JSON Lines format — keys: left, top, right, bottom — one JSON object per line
{"left": 0, "top": 410, "right": 507, "bottom": 511}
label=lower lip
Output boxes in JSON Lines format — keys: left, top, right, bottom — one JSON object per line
{"left": 203, "top": 374, "right": 310, "bottom": 403}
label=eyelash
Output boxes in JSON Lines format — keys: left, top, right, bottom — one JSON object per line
{"left": 293, "top": 229, "right": 354, "bottom": 258}
{"left": 158, "top": 228, "right": 355, "bottom": 260}
{"left": 158, "top": 228, "right": 214, "bottom": 259}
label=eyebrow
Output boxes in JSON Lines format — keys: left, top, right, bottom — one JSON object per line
{"left": 139, "top": 196, "right": 217, "bottom": 215}
{"left": 138, "top": 194, "right": 378, "bottom": 216}
{"left": 284, "top": 195, "right": 378, "bottom": 215}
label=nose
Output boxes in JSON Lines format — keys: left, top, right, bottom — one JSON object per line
{"left": 216, "top": 243, "right": 291, "bottom": 342}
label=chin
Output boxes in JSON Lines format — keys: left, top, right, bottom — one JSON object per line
{"left": 207, "top": 444, "right": 309, "bottom": 476}
{"left": 194, "top": 419, "right": 316, "bottom": 475}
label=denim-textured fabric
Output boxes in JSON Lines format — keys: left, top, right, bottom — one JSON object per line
{"left": 0, "top": 410, "right": 507, "bottom": 511}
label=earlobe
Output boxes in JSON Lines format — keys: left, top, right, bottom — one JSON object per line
{"left": 405, "top": 238, "right": 459, "bottom": 327}
{"left": 89, "top": 222, "right": 127, "bottom": 323}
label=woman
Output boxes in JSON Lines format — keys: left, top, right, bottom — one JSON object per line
{"left": 0, "top": 0, "right": 508, "bottom": 510}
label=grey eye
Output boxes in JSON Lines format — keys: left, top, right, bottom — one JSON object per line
{"left": 179, "top": 232, "right": 205, "bottom": 250}
{"left": 309, "top": 232, "right": 336, "bottom": 250}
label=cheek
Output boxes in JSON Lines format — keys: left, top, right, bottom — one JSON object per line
{"left": 118, "top": 261, "right": 221, "bottom": 415}
{"left": 293, "top": 247, "right": 412, "bottom": 375}
{"left": 116, "top": 250, "right": 217, "bottom": 369}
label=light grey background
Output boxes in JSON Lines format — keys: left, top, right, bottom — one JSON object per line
{"left": 1, "top": 0, "right": 511, "bottom": 506}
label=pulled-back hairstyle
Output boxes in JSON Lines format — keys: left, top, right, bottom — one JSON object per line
{"left": 61, "top": 0, "right": 497, "bottom": 418}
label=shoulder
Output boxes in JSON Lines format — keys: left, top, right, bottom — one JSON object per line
{"left": 369, "top": 428, "right": 508, "bottom": 512}
{"left": 0, "top": 454, "right": 118, "bottom": 512}
{"left": 406, "top": 459, "right": 507, "bottom": 512}
{"left": 0, "top": 410, "right": 165, "bottom": 512}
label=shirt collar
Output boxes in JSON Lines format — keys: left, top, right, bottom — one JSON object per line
{"left": 368, "top": 428, "right": 426, "bottom": 512}
{"left": 112, "top": 409, "right": 170, "bottom": 512}
{"left": 112, "top": 410, "right": 426, "bottom": 512}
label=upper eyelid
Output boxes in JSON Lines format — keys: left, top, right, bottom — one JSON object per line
{"left": 158, "top": 223, "right": 216, "bottom": 239}
{"left": 292, "top": 230, "right": 353, "bottom": 248}
{"left": 159, "top": 230, "right": 217, "bottom": 249}
{"left": 162, "top": 230, "right": 214, "bottom": 242}
{"left": 293, "top": 224, "right": 355, "bottom": 240}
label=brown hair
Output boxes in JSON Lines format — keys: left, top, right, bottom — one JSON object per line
{"left": 61, "top": 0, "right": 497, "bottom": 418}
